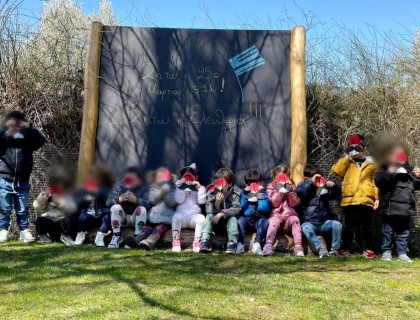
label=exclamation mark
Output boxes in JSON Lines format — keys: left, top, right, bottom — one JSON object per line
{"left": 221, "top": 77, "right": 225, "bottom": 92}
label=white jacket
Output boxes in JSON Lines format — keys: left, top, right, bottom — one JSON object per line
{"left": 174, "top": 180, "right": 206, "bottom": 217}
{"left": 33, "top": 192, "right": 77, "bottom": 222}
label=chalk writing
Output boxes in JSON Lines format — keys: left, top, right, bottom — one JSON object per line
{"left": 148, "top": 83, "right": 182, "bottom": 100}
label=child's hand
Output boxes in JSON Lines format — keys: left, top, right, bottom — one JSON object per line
{"left": 326, "top": 181, "right": 335, "bottom": 188}
{"left": 215, "top": 192, "right": 224, "bottom": 209}
{"left": 126, "top": 194, "right": 138, "bottom": 203}
{"left": 212, "top": 212, "right": 225, "bottom": 225}
{"left": 373, "top": 200, "right": 379, "bottom": 210}
{"left": 413, "top": 167, "right": 420, "bottom": 178}
{"left": 388, "top": 166, "right": 397, "bottom": 174}
{"left": 311, "top": 174, "right": 322, "bottom": 184}
{"left": 192, "top": 181, "right": 201, "bottom": 189}
{"left": 119, "top": 195, "right": 128, "bottom": 203}
{"left": 44, "top": 188, "right": 51, "bottom": 197}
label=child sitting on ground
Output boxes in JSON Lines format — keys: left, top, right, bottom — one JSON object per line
{"left": 95, "top": 166, "right": 150, "bottom": 249}
{"left": 264, "top": 165, "right": 303, "bottom": 256}
{"left": 125, "top": 167, "right": 177, "bottom": 250}
{"left": 73, "top": 164, "right": 113, "bottom": 246}
{"left": 331, "top": 134, "right": 379, "bottom": 258}
{"left": 238, "top": 169, "right": 270, "bottom": 255}
{"left": 172, "top": 163, "right": 206, "bottom": 253}
{"left": 375, "top": 143, "right": 420, "bottom": 263}
{"left": 297, "top": 164, "right": 342, "bottom": 258}
{"left": 199, "top": 168, "right": 242, "bottom": 254}
{"left": 34, "top": 168, "right": 77, "bottom": 246}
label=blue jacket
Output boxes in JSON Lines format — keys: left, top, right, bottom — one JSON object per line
{"left": 296, "top": 180, "right": 341, "bottom": 225}
{"left": 240, "top": 190, "right": 271, "bottom": 219}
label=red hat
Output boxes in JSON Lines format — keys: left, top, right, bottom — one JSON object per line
{"left": 348, "top": 134, "right": 365, "bottom": 147}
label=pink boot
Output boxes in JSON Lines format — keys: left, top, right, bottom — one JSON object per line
{"left": 172, "top": 240, "right": 181, "bottom": 252}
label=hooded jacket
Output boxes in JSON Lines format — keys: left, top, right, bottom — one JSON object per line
{"left": 33, "top": 192, "right": 77, "bottom": 222}
{"left": 106, "top": 181, "right": 151, "bottom": 214}
{"left": 0, "top": 124, "right": 46, "bottom": 182}
{"left": 148, "top": 182, "right": 177, "bottom": 224}
{"left": 374, "top": 166, "right": 420, "bottom": 217}
{"left": 206, "top": 185, "right": 242, "bottom": 219}
{"left": 174, "top": 180, "right": 207, "bottom": 217}
{"left": 296, "top": 180, "right": 341, "bottom": 224}
{"left": 266, "top": 181, "right": 300, "bottom": 220}
{"left": 240, "top": 188, "right": 271, "bottom": 220}
{"left": 331, "top": 156, "right": 379, "bottom": 207}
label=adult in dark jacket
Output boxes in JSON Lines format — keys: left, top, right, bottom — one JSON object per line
{"left": 375, "top": 147, "right": 420, "bottom": 263}
{"left": 95, "top": 166, "right": 150, "bottom": 249}
{"left": 199, "top": 168, "right": 242, "bottom": 254}
{"left": 0, "top": 111, "right": 46, "bottom": 243}
{"left": 297, "top": 164, "right": 342, "bottom": 258}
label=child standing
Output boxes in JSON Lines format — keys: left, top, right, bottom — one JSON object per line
{"left": 199, "top": 168, "right": 242, "bottom": 254}
{"left": 297, "top": 164, "right": 342, "bottom": 258}
{"left": 264, "top": 165, "right": 303, "bottom": 256}
{"left": 73, "top": 164, "right": 113, "bottom": 246}
{"left": 34, "top": 171, "right": 77, "bottom": 245}
{"left": 375, "top": 145, "right": 420, "bottom": 263}
{"left": 125, "top": 167, "right": 177, "bottom": 250}
{"left": 0, "top": 111, "right": 46, "bottom": 242}
{"left": 95, "top": 167, "right": 150, "bottom": 248}
{"left": 237, "top": 169, "right": 270, "bottom": 255}
{"left": 331, "top": 134, "right": 379, "bottom": 258}
{"left": 172, "top": 163, "right": 206, "bottom": 253}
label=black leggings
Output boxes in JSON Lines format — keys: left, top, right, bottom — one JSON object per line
{"left": 35, "top": 216, "right": 76, "bottom": 241}
{"left": 342, "top": 205, "right": 374, "bottom": 252}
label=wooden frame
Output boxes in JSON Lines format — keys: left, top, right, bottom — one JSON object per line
{"left": 77, "top": 23, "right": 307, "bottom": 182}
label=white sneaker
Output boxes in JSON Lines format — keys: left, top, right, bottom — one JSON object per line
{"left": 60, "top": 234, "right": 74, "bottom": 246}
{"left": 251, "top": 242, "right": 263, "bottom": 255}
{"left": 0, "top": 229, "right": 9, "bottom": 242}
{"left": 108, "top": 235, "right": 122, "bottom": 249}
{"left": 172, "top": 240, "right": 181, "bottom": 252}
{"left": 19, "top": 229, "right": 35, "bottom": 243}
{"left": 74, "top": 232, "right": 86, "bottom": 246}
{"left": 236, "top": 242, "right": 245, "bottom": 254}
{"left": 39, "top": 234, "right": 52, "bottom": 244}
{"left": 95, "top": 231, "right": 106, "bottom": 247}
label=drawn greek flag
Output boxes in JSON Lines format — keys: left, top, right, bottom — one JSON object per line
{"left": 229, "top": 45, "right": 265, "bottom": 102}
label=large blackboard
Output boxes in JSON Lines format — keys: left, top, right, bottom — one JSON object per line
{"left": 95, "top": 26, "right": 291, "bottom": 184}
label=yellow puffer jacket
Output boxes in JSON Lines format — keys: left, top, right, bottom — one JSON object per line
{"left": 331, "top": 156, "right": 379, "bottom": 207}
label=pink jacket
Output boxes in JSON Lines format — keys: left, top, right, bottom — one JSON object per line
{"left": 266, "top": 181, "right": 300, "bottom": 220}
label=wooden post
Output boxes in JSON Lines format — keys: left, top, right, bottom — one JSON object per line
{"left": 290, "top": 26, "right": 307, "bottom": 184}
{"left": 77, "top": 21, "right": 103, "bottom": 182}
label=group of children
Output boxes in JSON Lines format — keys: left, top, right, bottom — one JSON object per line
{"left": 1, "top": 111, "right": 419, "bottom": 262}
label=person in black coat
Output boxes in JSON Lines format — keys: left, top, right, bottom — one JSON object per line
{"left": 375, "top": 145, "right": 420, "bottom": 263}
{"left": 296, "top": 164, "right": 342, "bottom": 258}
{"left": 0, "top": 111, "right": 46, "bottom": 243}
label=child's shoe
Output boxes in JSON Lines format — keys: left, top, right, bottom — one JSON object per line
{"left": 236, "top": 242, "right": 245, "bottom": 254}
{"left": 95, "top": 231, "right": 106, "bottom": 247}
{"left": 108, "top": 235, "right": 122, "bottom": 248}
{"left": 262, "top": 243, "right": 273, "bottom": 256}
{"left": 192, "top": 241, "right": 201, "bottom": 253}
{"left": 125, "top": 235, "right": 141, "bottom": 249}
{"left": 172, "top": 240, "right": 181, "bottom": 252}
{"left": 251, "top": 242, "right": 263, "bottom": 255}
{"left": 318, "top": 246, "right": 329, "bottom": 259}
{"left": 225, "top": 241, "right": 237, "bottom": 254}
{"left": 329, "top": 249, "right": 339, "bottom": 256}
{"left": 140, "top": 234, "right": 158, "bottom": 251}
{"left": 398, "top": 254, "right": 413, "bottom": 263}
{"left": 60, "top": 234, "right": 74, "bottom": 246}
{"left": 382, "top": 250, "right": 392, "bottom": 261}
{"left": 0, "top": 229, "right": 9, "bottom": 242}
{"left": 199, "top": 240, "right": 212, "bottom": 253}
{"left": 38, "top": 234, "right": 52, "bottom": 244}
{"left": 74, "top": 232, "right": 86, "bottom": 246}
{"left": 338, "top": 250, "right": 352, "bottom": 257}
{"left": 19, "top": 229, "right": 35, "bottom": 243}
{"left": 363, "top": 250, "right": 377, "bottom": 259}
{"left": 294, "top": 244, "right": 305, "bottom": 257}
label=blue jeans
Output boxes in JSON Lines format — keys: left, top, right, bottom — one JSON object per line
{"left": 78, "top": 212, "right": 103, "bottom": 232}
{"left": 382, "top": 216, "right": 410, "bottom": 255}
{"left": 301, "top": 220, "right": 342, "bottom": 251}
{"left": 99, "top": 213, "right": 112, "bottom": 234}
{"left": 238, "top": 216, "right": 269, "bottom": 244}
{"left": 0, "top": 178, "right": 31, "bottom": 230}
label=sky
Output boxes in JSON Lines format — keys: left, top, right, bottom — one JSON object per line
{"left": 20, "top": 0, "right": 419, "bottom": 37}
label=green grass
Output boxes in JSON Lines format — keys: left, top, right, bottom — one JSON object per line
{"left": 0, "top": 242, "right": 419, "bottom": 320}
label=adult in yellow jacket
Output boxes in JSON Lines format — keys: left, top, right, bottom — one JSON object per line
{"left": 331, "top": 134, "right": 379, "bottom": 258}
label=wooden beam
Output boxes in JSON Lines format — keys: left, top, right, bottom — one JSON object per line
{"left": 290, "top": 26, "right": 307, "bottom": 184}
{"left": 78, "top": 21, "right": 103, "bottom": 183}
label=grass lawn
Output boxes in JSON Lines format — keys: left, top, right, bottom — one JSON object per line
{"left": 0, "top": 242, "right": 419, "bottom": 320}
